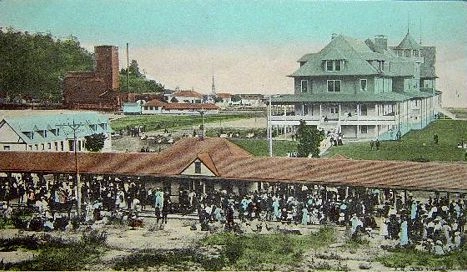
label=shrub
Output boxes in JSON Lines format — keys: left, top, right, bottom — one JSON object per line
{"left": 223, "top": 235, "right": 245, "bottom": 264}
{"left": 81, "top": 229, "right": 107, "bottom": 246}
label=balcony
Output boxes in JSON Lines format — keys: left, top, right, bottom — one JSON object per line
{"left": 271, "top": 114, "right": 397, "bottom": 126}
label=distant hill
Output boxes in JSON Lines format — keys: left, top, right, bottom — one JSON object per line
{"left": 0, "top": 28, "right": 94, "bottom": 103}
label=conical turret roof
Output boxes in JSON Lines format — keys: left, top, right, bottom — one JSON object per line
{"left": 395, "top": 32, "right": 422, "bottom": 50}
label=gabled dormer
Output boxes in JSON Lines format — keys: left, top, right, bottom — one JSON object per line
{"left": 321, "top": 48, "right": 346, "bottom": 72}
{"left": 181, "top": 152, "right": 219, "bottom": 176}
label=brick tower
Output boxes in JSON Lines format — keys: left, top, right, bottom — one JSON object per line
{"left": 94, "top": 45, "right": 120, "bottom": 91}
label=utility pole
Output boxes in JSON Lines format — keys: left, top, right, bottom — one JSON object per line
{"left": 198, "top": 109, "right": 206, "bottom": 139}
{"left": 126, "top": 43, "right": 130, "bottom": 93}
{"left": 57, "top": 120, "right": 84, "bottom": 218}
{"left": 268, "top": 95, "right": 273, "bottom": 157}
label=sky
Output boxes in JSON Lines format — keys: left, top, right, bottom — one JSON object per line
{"left": 0, "top": 0, "right": 466, "bottom": 107}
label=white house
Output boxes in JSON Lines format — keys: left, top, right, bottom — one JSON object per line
{"left": 141, "top": 99, "right": 219, "bottom": 115}
{"left": 164, "top": 90, "right": 204, "bottom": 104}
{"left": 0, "top": 111, "right": 112, "bottom": 152}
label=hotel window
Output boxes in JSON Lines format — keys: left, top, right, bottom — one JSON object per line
{"left": 300, "top": 80, "right": 308, "bottom": 93}
{"left": 360, "top": 79, "right": 367, "bottom": 91}
{"left": 194, "top": 161, "right": 202, "bottom": 174}
{"left": 48, "top": 143, "right": 52, "bottom": 149}
{"left": 360, "top": 126, "right": 368, "bottom": 134}
{"left": 325, "top": 60, "right": 342, "bottom": 71}
{"left": 3, "top": 145, "right": 10, "bottom": 151}
{"left": 360, "top": 104, "right": 368, "bottom": 116}
{"left": 330, "top": 107, "right": 339, "bottom": 114}
{"left": 327, "top": 80, "right": 341, "bottom": 92}
{"left": 335, "top": 60, "right": 341, "bottom": 71}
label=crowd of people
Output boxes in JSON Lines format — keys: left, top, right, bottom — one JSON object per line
{"left": 0, "top": 172, "right": 465, "bottom": 255}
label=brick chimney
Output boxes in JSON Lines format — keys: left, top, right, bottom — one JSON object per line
{"left": 95, "top": 45, "right": 119, "bottom": 91}
{"left": 374, "top": 35, "right": 388, "bottom": 52}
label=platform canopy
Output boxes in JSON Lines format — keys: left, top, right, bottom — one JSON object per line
{"left": 1, "top": 137, "right": 466, "bottom": 193}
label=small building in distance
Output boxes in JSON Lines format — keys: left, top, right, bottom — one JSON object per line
{"left": 237, "top": 93, "right": 265, "bottom": 107}
{"left": 63, "top": 45, "right": 124, "bottom": 111}
{"left": 164, "top": 89, "right": 204, "bottom": 104}
{"left": 141, "top": 99, "right": 219, "bottom": 115}
{"left": 0, "top": 111, "right": 111, "bottom": 152}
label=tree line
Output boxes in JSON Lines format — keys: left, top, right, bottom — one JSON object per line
{"left": 0, "top": 28, "right": 164, "bottom": 104}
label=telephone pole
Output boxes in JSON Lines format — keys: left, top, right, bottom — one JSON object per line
{"left": 57, "top": 120, "right": 84, "bottom": 218}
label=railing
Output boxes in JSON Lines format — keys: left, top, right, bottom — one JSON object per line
{"left": 271, "top": 115, "right": 397, "bottom": 122}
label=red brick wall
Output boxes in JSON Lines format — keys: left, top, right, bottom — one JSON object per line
{"left": 95, "top": 45, "right": 119, "bottom": 91}
{"left": 63, "top": 45, "right": 121, "bottom": 110}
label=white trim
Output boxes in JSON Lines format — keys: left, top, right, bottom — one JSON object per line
{"left": 360, "top": 79, "right": 367, "bottom": 91}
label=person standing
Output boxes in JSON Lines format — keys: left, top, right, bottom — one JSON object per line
{"left": 301, "top": 206, "right": 309, "bottom": 225}
{"left": 154, "top": 188, "right": 164, "bottom": 225}
{"left": 375, "top": 139, "right": 381, "bottom": 151}
{"left": 400, "top": 217, "right": 409, "bottom": 246}
{"left": 161, "top": 192, "right": 171, "bottom": 226}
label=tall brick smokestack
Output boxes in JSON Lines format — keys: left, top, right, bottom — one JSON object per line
{"left": 95, "top": 45, "right": 119, "bottom": 91}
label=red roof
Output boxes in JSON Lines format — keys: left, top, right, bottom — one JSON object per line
{"left": 163, "top": 103, "right": 219, "bottom": 110}
{"left": 217, "top": 93, "right": 232, "bottom": 99}
{"left": 1, "top": 137, "right": 466, "bottom": 192}
{"left": 174, "top": 90, "right": 203, "bottom": 98}
{"left": 145, "top": 99, "right": 167, "bottom": 107}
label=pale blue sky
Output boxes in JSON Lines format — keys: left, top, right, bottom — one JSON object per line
{"left": 1, "top": 0, "right": 466, "bottom": 106}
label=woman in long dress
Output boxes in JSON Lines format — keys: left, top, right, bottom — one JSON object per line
{"left": 400, "top": 218, "right": 409, "bottom": 246}
{"left": 301, "top": 207, "right": 309, "bottom": 225}
{"left": 380, "top": 217, "right": 389, "bottom": 239}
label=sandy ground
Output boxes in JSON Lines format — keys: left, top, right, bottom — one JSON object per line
{"left": 0, "top": 212, "right": 401, "bottom": 271}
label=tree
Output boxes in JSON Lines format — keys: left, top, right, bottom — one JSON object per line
{"left": 84, "top": 133, "right": 106, "bottom": 152}
{"left": 119, "top": 59, "right": 165, "bottom": 93}
{"left": 0, "top": 29, "right": 93, "bottom": 103}
{"left": 296, "top": 120, "right": 324, "bottom": 158}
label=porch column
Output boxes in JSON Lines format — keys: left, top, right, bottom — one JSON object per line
{"left": 338, "top": 104, "right": 341, "bottom": 121}
{"left": 319, "top": 104, "right": 322, "bottom": 120}
{"left": 356, "top": 104, "right": 360, "bottom": 121}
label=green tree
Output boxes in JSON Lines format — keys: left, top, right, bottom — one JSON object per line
{"left": 0, "top": 28, "right": 93, "bottom": 102}
{"left": 296, "top": 120, "right": 324, "bottom": 157}
{"left": 119, "top": 59, "right": 165, "bottom": 93}
{"left": 84, "top": 133, "right": 106, "bottom": 152}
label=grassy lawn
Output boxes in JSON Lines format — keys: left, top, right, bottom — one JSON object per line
{"left": 325, "top": 120, "right": 467, "bottom": 162}
{"left": 201, "top": 226, "right": 336, "bottom": 270}
{"left": 376, "top": 246, "right": 467, "bottom": 270}
{"left": 110, "top": 113, "right": 260, "bottom": 132}
{"left": 231, "top": 139, "right": 298, "bottom": 157}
